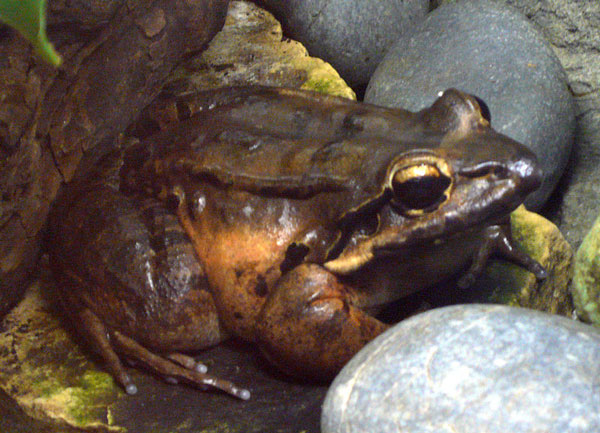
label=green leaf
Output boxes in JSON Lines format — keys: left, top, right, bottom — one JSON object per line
{"left": 0, "top": 0, "right": 62, "bottom": 66}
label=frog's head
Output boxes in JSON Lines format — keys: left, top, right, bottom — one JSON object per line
{"left": 324, "top": 89, "right": 542, "bottom": 274}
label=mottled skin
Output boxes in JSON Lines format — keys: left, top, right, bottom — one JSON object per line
{"left": 49, "top": 86, "right": 546, "bottom": 399}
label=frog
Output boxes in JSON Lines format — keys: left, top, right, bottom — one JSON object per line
{"left": 48, "top": 86, "right": 546, "bottom": 400}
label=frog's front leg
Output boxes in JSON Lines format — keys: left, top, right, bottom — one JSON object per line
{"left": 458, "top": 221, "right": 547, "bottom": 288}
{"left": 255, "top": 263, "right": 389, "bottom": 381}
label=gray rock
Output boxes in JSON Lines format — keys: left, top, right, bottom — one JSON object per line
{"left": 365, "top": 0, "right": 575, "bottom": 210}
{"left": 322, "top": 304, "right": 600, "bottom": 433}
{"left": 499, "top": 0, "right": 600, "bottom": 250}
{"left": 256, "top": 0, "right": 429, "bottom": 89}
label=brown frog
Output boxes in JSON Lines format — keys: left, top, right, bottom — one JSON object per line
{"left": 48, "top": 86, "right": 546, "bottom": 399}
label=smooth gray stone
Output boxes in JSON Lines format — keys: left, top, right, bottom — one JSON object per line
{"left": 257, "top": 0, "right": 429, "bottom": 89}
{"left": 322, "top": 304, "right": 600, "bottom": 433}
{"left": 503, "top": 0, "right": 600, "bottom": 250}
{"left": 365, "top": 0, "right": 575, "bottom": 210}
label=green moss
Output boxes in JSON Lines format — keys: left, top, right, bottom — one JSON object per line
{"left": 15, "top": 341, "right": 122, "bottom": 430}
{"left": 510, "top": 209, "right": 540, "bottom": 257}
{"left": 301, "top": 75, "right": 356, "bottom": 99}
{"left": 302, "top": 77, "right": 335, "bottom": 94}
{"left": 475, "top": 205, "right": 573, "bottom": 317}
{"left": 33, "top": 376, "right": 63, "bottom": 399}
{"left": 573, "top": 214, "right": 600, "bottom": 325}
{"left": 107, "top": 407, "right": 116, "bottom": 426}
{"left": 26, "top": 367, "right": 122, "bottom": 429}
{"left": 79, "top": 370, "right": 115, "bottom": 393}
{"left": 481, "top": 207, "right": 539, "bottom": 305}
{"left": 485, "top": 261, "right": 528, "bottom": 305}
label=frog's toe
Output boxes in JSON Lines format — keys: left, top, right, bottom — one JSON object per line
{"left": 71, "top": 306, "right": 249, "bottom": 398}
{"left": 462, "top": 223, "right": 547, "bottom": 286}
{"left": 74, "top": 308, "right": 140, "bottom": 396}
{"left": 110, "top": 330, "right": 250, "bottom": 399}
{"left": 457, "top": 272, "right": 477, "bottom": 289}
{"left": 167, "top": 352, "right": 208, "bottom": 373}
{"left": 531, "top": 262, "right": 548, "bottom": 281}
{"left": 161, "top": 353, "right": 208, "bottom": 385}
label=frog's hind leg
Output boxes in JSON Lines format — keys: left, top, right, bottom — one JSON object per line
{"left": 75, "top": 307, "right": 139, "bottom": 394}
{"left": 49, "top": 183, "right": 249, "bottom": 399}
{"left": 73, "top": 304, "right": 250, "bottom": 399}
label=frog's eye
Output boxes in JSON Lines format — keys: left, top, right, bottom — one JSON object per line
{"left": 473, "top": 96, "right": 492, "bottom": 123}
{"left": 390, "top": 163, "right": 451, "bottom": 213}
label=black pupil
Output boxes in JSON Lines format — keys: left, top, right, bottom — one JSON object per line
{"left": 393, "top": 173, "right": 451, "bottom": 210}
{"left": 474, "top": 96, "right": 492, "bottom": 123}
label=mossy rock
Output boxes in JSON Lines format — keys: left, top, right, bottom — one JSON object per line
{"left": 163, "top": 0, "right": 355, "bottom": 100}
{"left": 572, "top": 213, "right": 600, "bottom": 325}
{"left": 0, "top": 281, "right": 126, "bottom": 432}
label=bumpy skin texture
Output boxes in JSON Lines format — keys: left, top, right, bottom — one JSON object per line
{"left": 48, "top": 86, "right": 545, "bottom": 398}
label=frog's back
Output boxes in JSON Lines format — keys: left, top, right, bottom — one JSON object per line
{"left": 149, "top": 86, "right": 426, "bottom": 200}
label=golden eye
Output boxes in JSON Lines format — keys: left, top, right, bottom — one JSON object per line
{"left": 391, "top": 163, "right": 451, "bottom": 212}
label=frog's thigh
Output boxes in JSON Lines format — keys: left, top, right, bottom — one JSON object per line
{"left": 64, "top": 188, "right": 227, "bottom": 350}
{"left": 256, "top": 263, "right": 389, "bottom": 381}
{"left": 50, "top": 186, "right": 247, "bottom": 396}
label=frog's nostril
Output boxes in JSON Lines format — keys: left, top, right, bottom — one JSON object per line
{"left": 512, "top": 157, "right": 542, "bottom": 192}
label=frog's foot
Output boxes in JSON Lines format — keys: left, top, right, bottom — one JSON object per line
{"left": 76, "top": 307, "right": 250, "bottom": 400}
{"left": 110, "top": 332, "right": 250, "bottom": 399}
{"left": 458, "top": 223, "right": 548, "bottom": 288}
{"left": 256, "top": 263, "right": 389, "bottom": 381}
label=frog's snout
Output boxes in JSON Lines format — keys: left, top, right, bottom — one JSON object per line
{"left": 510, "top": 152, "right": 543, "bottom": 195}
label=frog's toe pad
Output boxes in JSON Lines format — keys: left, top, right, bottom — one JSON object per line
{"left": 125, "top": 383, "right": 138, "bottom": 395}
{"left": 110, "top": 331, "right": 250, "bottom": 399}
{"left": 167, "top": 352, "right": 207, "bottom": 373}
{"left": 531, "top": 262, "right": 548, "bottom": 281}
